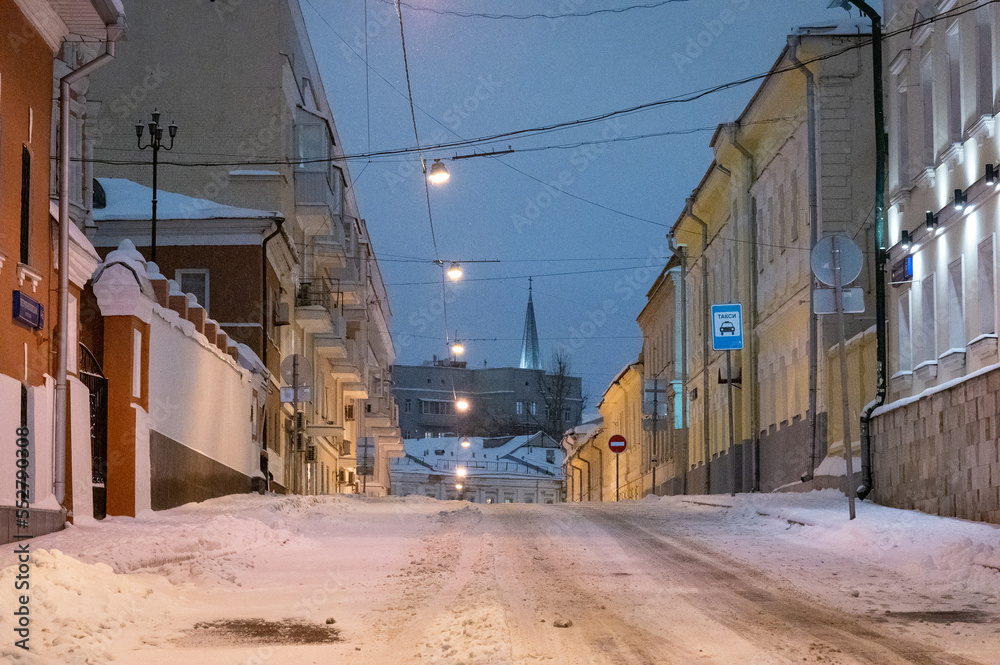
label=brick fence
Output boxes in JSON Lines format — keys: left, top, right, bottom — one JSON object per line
{"left": 872, "top": 367, "right": 1000, "bottom": 524}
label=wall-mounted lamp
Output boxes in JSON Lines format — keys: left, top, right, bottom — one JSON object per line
{"left": 987, "top": 164, "right": 997, "bottom": 187}
{"left": 901, "top": 229, "right": 911, "bottom": 250}
{"left": 925, "top": 211, "right": 938, "bottom": 233}
{"left": 954, "top": 188, "right": 967, "bottom": 211}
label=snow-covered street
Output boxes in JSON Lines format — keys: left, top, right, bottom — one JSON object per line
{"left": 2, "top": 491, "right": 998, "bottom": 664}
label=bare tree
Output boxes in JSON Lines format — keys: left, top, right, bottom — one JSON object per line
{"left": 539, "top": 350, "right": 579, "bottom": 440}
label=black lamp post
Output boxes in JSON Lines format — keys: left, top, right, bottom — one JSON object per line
{"left": 135, "top": 109, "right": 177, "bottom": 263}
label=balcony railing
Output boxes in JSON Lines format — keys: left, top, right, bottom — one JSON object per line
{"left": 296, "top": 279, "right": 341, "bottom": 311}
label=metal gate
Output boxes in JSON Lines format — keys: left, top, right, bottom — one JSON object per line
{"left": 79, "top": 344, "right": 107, "bottom": 519}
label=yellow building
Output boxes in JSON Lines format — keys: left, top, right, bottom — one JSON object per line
{"left": 647, "top": 24, "right": 878, "bottom": 495}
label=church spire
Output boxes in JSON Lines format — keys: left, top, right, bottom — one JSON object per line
{"left": 519, "top": 277, "right": 542, "bottom": 370}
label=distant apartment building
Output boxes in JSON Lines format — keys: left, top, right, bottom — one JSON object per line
{"left": 394, "top": 286, "right": 583, "bottom": 440}
{"left": 393, "top": 359, "right": 584, "bottom": 440}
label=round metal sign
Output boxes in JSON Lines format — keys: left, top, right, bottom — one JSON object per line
{"left": 609, "top": 434, "right": 627, "bottom": 454}
{"left": 810, "top": 235, "right": 863, "bottom": 287}
{"left": 280, "top": 353, "right": 313, "bottom": 387}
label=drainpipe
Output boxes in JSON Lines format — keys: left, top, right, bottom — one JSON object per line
{"left": 726, "top": 123, "right": 758, "bottom": 490}
{"left": 261, "top": 218, "right": 285, "bottom": 369}
{"left": 578, "top": 455, "right": 591, "bottom": 501}
{"left": 788, "top": 37, "right": 822, "bottom": 483}
{"left": 684, "top": 198, "right": 711, "bottom": 495}
{"left": 667, "top": 239, "right": 689, "bottom": 495}
{"left": 56, "top": 21, "right": 124, "bottom": 509}
{"left": 726, "top": 122, "right": 760, "bottom": 492}
{"left": 846, "top": 0, "right": 887, "bottom": 501}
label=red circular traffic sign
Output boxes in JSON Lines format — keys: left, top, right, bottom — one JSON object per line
{"left": 609, "top": 434, "right": 627, "bottom": 454}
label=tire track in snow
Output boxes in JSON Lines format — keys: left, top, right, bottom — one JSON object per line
{"left": 486, "top": 506, "right": 697, "bottom": 664}
{"left": 583, "top": 509, "right": 988, "bottom": 665}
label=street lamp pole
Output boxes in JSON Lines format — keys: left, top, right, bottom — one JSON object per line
{"left": 136, "top": 109, "right": 177, "bottom": 263}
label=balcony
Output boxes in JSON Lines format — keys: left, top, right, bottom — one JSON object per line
{"left": 294, "top": 170, "right": 339, "bottom": 236}
{"left": 315, "top": 333, "right": 348, "bottom": 360}
{"left": 313, "top": 233, "right": 347, "bottom": 270}
{"left": 295, "top": 279, "right": 339, "bottom": 334}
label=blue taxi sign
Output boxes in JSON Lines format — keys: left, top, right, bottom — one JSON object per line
{"left": 711, "top": 303, "right": 743, "bottom": 351}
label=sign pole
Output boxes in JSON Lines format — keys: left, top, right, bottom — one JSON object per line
{"left": 616, "top": 453, "right": 620, "bottom": 502}
{"left": 726, "top": 349, "right": 737, "bottom": 497}
{"left": 833, "top": 237, "right": 858, "bottom": 519}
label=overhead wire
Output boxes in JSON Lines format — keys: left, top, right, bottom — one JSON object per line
{"left": 376, "top": 0, "right": 691, "bottom": 21}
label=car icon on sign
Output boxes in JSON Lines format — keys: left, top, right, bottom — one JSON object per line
{"left": 719, "top": 321, "right": 737, "bottom": 335}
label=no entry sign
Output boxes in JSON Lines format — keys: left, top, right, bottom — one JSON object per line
{"left": 609, "top": 434, "right": 627, "bottom": 454}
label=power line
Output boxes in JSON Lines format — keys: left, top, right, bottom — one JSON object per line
{"left": 382, "top": 0, "right": 691, "bottom": 21}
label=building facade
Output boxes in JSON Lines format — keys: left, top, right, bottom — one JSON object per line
{"left": 393, "top": 359, "right": 584, "bottom": 441}
{"left": 873, "top": 0, "right": 1000, "bottom": 523}
{"left": 1, "top": 0, "right": 124, "bottom": 542}
{"left": 390, "top": 433, "right": 563, "bottom": 504}
{"left": 85, "top": 0, "right": 401, "bottom": 497}
{"left": 628, "top": 23, "right": 878, "bottom": 497}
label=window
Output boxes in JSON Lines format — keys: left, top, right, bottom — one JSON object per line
{"left": 947, "top": 259, "right": 964, "bottom": 350}
{"left": 530, "top": 402, "right": 536, "bottom": 416}
{"left": 920, "top": 53, "right": 934, "bottom": 165}
{"left": 754, "top": 199, "right": 764, "bottom": 274}
{"left": 777, "top": 184, "right": 786, "bottom": 252}
{"left": 20, "top": 146, "right": 30, "bottom": 265}
{"left": 296, "top": 123, "right": 327, "bottom": 169}
{"left": 790, "top": 171, "right": 799, "bottom": 242}
{"left": 921, "top": 274, "right": 936, "bottom": 362}
{"left": 946, "top": 25, "right": 962, "bottom": 144}
{"left": 898, "top": 293, "right": 912, "bottom": 372}
{"left": 978, "top": 238, "right": 995, "bottom": 335}
{"left": 896, "top": 80, "right": 910, "bottom": 184}
{"left": 420, "top": 400, "right": 455, "bottom": 415}
{"left": 516, "top": 401, "right": 523, "bottom": 415}
{"left": 176, "top": 269, "right": 209, "bottom": 312}
{"left": 766, "top": 196, "right": 775, "bottom": 263}
{"left": 404, "top": 398, "right": 412, "bottom": 413}
{"left": 978, "top": 11, "right": 994, "bottom": 117}
{"left": 546, "top": 450, "right": 555, "bottom": 464}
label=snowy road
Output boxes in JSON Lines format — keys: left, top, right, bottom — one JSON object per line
{"left": 1, "top": 492, "right": 998, "bottom": 664}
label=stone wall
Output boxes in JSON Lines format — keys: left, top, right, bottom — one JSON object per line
{"left": 872, "top": 367, "right": 1000, "bottom": 524}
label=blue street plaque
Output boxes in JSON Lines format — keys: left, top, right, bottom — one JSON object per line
{"left": 12, "top": 291, "right": 44, "bottom": 330}
{"left": 711, "top": 303, "right": 743, "bottom": 351}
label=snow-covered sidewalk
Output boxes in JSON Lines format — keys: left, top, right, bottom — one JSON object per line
{"left": 0, "top": 490, "right": 997, "bottom": 664}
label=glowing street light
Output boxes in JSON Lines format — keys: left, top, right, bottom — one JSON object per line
{"left": 460, "top": 438, "right": 471, "bottom": 448}
{"left": 451, "top": 340, "right": 465, "bottom": 356}
{"left": 456, "top": 467, "right": 467, "bottom": 478}
{"left": 455, "top": 483, "right": 463, "bottom": 490}
{"left": 447, "top": 262, "right": 463, "bottom": 281}
{"left": 427, "top": 159, "right": 450, "bottom": 184}
{"left": 455, "top": 398, "right": 469, "bottom": 412}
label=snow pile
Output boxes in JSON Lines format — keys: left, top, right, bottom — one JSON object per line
{"left": 641, "top": 490, "right": 1000, "bottom": 597}
{"left": 0, "top": 549, "right": 177, "bottom": 665}
{"left": 73, "top": 513, "right": 294, "bottom": 584}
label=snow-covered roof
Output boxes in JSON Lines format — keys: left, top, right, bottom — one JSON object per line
{"left": 394, "top": 433, "right": 562, "bottom": 478}
{"left": 94, "top": 178, "right": 280, "bottom": 221}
